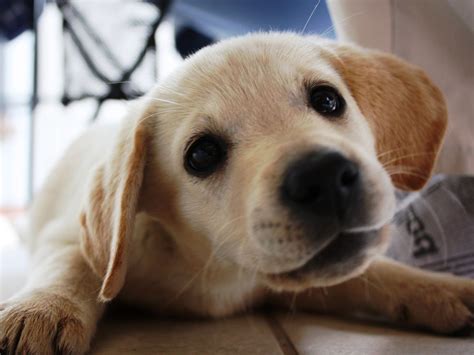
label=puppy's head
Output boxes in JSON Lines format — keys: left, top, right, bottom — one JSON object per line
{"left": 81, "top": 33, "right": 447, "bottom": 300}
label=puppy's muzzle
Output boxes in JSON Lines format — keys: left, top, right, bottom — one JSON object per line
{"left": 281, "top": 150, "right": 361, "bottom": 227}
{"left": 261, "top": 149, "right": 385, "bottom": 281}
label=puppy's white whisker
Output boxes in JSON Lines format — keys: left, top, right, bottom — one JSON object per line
{"left": 158, "top": 85, "right": 186, "bottom": 97}
{"left": 359, "top": 274, "right": 388, "bottom": 297}
{"left": 319, "top": 10, "right": 365, "bottom": 38}
{"left": 377, "top": 146, "right": 431, "bottom": 160}
{"left": 377, "top": 147, "right": 412, "bottom": 160}
{"left": 362, "top": 275, "right": 370, "bottom": 301}
{"left": 381, "top": 151, "right": 437, "bottom": 168}
{"left": 384, "top": 164, "right": 427, "bottom": 174}
{"left": 290, "top": 291, "right": 298, "bottom": 312}
{"left": 200, "top": 216, "right": 247, "bottom": 292}
{"left": 386, "top": 168, "right": 430, "bottom": 181}
{"left": 202, "top": 231, "right": 237, "bottom": 279}
{"left": 344, "top": 217, "right": 392, "bottom": 234}
{"left": 213, "top": 215, "right": 247, "bottom": 241}
{"left": 121, "top": 109, "right": 160, "bottom": 143}
{"left": 395, "top": 191, "right": 421, "bottom": 213}
{"left": 440, "top": 185, "right": 469, "bottom": 217}
{"left": 164, "top": 268, "right": 204, "bottom": 307}
{"left": 167, "top": 218, "right": 244, "bottom": 306}
{"left": 301, "top": 0, "right": 321, "bottom": 34}
{"left": 236, "top": 240, "right": 247, "bottom": 291}
{"left": 147, "top": 97, "right": 182, "bottom": 106}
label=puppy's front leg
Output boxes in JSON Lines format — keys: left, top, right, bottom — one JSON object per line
{"left": 272, "top": 257, "right": 474, "bottom": 333}
{"left": 0, "top": 227, "right": 105, "bottom": 354}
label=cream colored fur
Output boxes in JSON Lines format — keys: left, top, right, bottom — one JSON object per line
{"left": 1, "top": 33, "right": 472, "bottom": 354}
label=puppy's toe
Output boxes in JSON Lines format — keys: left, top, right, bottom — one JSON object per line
{"left": 451, "top": 317, "right": 474, "bottom": 337}
{"left": 459, "top": 280, "right": 474, "bottom": 310}
{"left": 0, "top": 292, "right": 92, "bottom": 355}
{"left": 390, "top": 277, "right": 474, "bottom": 334}
{"left": 53, "top": 316, "right": 90, "bottom": 354}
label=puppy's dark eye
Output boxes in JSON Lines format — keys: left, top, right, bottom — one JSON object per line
{"left": 309, "top": 85, "right": 345, "bottom": 117}
{"left": 185, "top": 135, "right": 226, "bottom": 177}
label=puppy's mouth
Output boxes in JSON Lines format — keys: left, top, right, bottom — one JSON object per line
{"left": 266, "top": 227, "right": 387, "bottom": 284}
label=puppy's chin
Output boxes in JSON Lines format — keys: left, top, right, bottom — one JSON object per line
{"left": 261, "top": 226, "right": 391, "bottom": 292}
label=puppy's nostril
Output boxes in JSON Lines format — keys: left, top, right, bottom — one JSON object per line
{"left": 284, "top": 168, "right": 322, "bottom": 204}
{"left": 340, "top": 164, "right": 359, "bottom": 188}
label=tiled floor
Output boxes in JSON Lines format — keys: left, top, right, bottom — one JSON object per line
{"left": 93, "top": 312, "right": 285, "bottom": 354}
{"left": 90, "top": 311, "right": 474, "bottom": 355}
{"left": 2, "top": 216, "right": 474, "bottom": 355}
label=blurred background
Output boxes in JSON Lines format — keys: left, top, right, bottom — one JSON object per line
{"left": 0, "top": 0, "right": 335, "bottom": 297}
{"left": 0, "top": 0, "right": 334, "bottom": 213}
{"left": 0, "top": 0, "right": 333, "bottom": 264}
{"left": 0, "top": 0, "right": 473, "bottom": 299}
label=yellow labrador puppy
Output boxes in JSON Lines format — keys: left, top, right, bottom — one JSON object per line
{"left": 1, "top": 33, "right": 472, "bottom": 354}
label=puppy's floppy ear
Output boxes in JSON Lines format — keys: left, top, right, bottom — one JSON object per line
{"left": 80, "top": 107, "right": 150, "bottom": 302}
{"left": 324, "top": 43, "right": 447, "bottom": 190}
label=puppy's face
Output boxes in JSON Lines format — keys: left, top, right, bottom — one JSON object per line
{"left": 142, "top": 33, "right": 441, "bottom": 292}
{"left": 82, "top": 33, "right": 446, "bottom": 300}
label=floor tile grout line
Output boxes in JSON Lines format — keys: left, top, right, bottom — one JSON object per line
{"left": 264, "top": 313, "right": 299, "bottom": 355}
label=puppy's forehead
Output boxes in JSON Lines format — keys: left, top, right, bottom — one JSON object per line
{"left": 169, "top": 34, "right": 341, "bottom": 131}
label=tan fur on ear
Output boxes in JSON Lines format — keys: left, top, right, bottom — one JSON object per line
{"left": 324, "top": 44, "right": 447, "bottom": 190}
{"left": 80, "top": 114, "right": 149, "bottom": 302}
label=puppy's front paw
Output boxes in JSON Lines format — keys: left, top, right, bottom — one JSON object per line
{"left": 0, "top": 291, "right": 92, "bottom": 355}
{"left": 387, "top": 275, "right": 474, "bottom": 334}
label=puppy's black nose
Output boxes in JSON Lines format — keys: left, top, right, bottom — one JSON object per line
{"left": 281, "top": 151, "right": 360, "bottom": 222}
